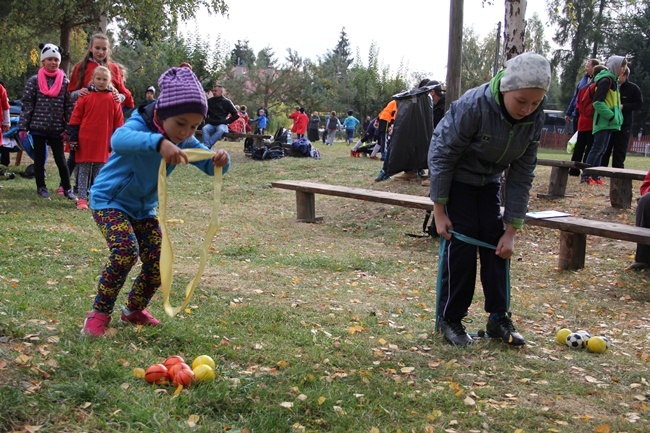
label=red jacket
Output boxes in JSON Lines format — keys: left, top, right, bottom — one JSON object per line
{"left": 641, "top": 171, "right": 650, "bottom": 196}
{"left": 68, "top": 61, "right": 134, "bottom": 109}
{"left": 0, "top": 84, "right": 9, "bottom": 111}
{"left": 68, "top": 90, "right": 123, "bottom": 163}
{"left": 289, "top": 111, "right": 308, "bottom": 134}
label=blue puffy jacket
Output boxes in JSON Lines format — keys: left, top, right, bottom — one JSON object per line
{"left": 90, "top": 103, "right": 230, "bottom": 219}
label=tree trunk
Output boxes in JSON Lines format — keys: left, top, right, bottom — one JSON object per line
{"left": 591, "top": 0, "right": 606, "bottom": 57}
{"left": 60, "top": 24, "right": 72, "bottom": 75}
{"left": 446, "top": 0, "right": 463, "bottom": 110}
{"left": 503, "top": 0, "right": 527, "bottom": 61}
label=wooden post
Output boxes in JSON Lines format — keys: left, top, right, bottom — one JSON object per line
{"left": 609, "top": 178, "right": 632, "bottom": 209}
{"left": 558, "top": 231, "right": 586, "bottom": 270}
{"left": 547, "top": 166, "right": 569, "bottom": 197}
{"left": 295, "top": 191, "right": 322, "bottom": 223}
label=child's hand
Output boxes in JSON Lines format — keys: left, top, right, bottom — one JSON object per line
{"left": 212, "top": 149, "right": 229, "bottom": 167}
{"left": 159, "top": 139, "right": 189, "bottom": 165}
{"left": 79, "top": 88, "right": 89, "bottom": 97}
{"left": 69, "top": 141, "right": 78, "bottom": 151}
{"left": 433, "top": 203, "right": 453, "bottom": 240}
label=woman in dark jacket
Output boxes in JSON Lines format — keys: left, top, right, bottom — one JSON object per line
{"left": 307, "top": 111, "right": 320, "bottom": 142}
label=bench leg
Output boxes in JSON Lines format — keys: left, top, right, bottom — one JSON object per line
{"left": 547, "top": 166, "right": 569, "bottom": 197}
{"left": 558, "top": 231, "right": 586, "bottom": 270}
{"left": 609, "top": 178, "right": 632, "bottom": 209}
{"left": 295, "top": 191, "right": 322, "bottom": 223}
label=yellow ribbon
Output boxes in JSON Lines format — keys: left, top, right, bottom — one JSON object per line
{"left": 158, "top": 149, "right": 222, "bottom": 317}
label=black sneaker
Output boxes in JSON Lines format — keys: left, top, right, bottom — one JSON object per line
{"left": 439, "top": 317, "right": 473, "bottom": 346}
{"left": 64, "top": 189, "right": 78, "bottom": 202}
{"left": 37, "top": 187, "right": 51, "bottom": 200}
{"left": 486, "top": 313, "right": 525, "bottom": 346}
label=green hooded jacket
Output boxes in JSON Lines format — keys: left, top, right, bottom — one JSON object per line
{"left": 592, "top": 69, "right": 623, "bottom": 134}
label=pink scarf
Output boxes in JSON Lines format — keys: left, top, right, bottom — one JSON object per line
{"left": 37, "top": 67, "right": 65, "bottom": 97}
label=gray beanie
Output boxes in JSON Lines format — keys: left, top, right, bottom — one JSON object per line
{"left": 500, "top": 52, "right": 552, "bottom": 92}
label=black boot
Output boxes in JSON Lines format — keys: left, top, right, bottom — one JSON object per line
{"left": 439, "top": 317, "right": 473, "bottom": 346}
{"left": 486, "top": 312, "right": 525, "bottom": 346}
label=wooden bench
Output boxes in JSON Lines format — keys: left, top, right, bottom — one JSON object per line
{"left": 582, "top": 167, "right": 647, "bottom": 209}
{"left": 536, "top": 159, "right": 589, "bottom": 199}
{"left": 272, "top": 180, "right": 650, "bottom": 271}
{"left": 525, "top": 213, "right": 650, "bottom": 270}
{"left": 271, "top": 180, "right": 433, "bottom": 223}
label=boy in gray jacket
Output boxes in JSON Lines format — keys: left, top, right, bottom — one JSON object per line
{"left": 429, "top": 52, "right": 551, "bottom": 347}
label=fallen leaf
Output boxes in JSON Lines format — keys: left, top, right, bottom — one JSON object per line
{"left": 173, "top": 384, "right": 183, "bottom": 396}
{"left": 464, "top": 396, "right": 476, "bottom": 406}
{"left": 81, "top": 402, "right": 92, "bottom": 409}
{"left": 187, "top": 414, "right": 200, "bottom": 427}
{"left": 318, "top": 396, "right": 326, "bottom": 405}
{"left": 133, "top": 368, "right": 145, "bottom": 379}
{"left": 120, "top": 382, "right": 130, "bottom": 390}
{"left": 401, "top": 367, "right": 415, "bottom": 374}
{"left": 23, "top": 425, "right": 43, "bottom": 433}
{"left": 594, "top": 425, "right": 611, "bottom": 433}
{"left": 280, "top": 402, "right": 294, "bottom": 409}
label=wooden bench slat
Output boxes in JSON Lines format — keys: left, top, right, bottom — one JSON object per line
{"left": 582, "top": 167, "right": 647, "bottom": 180}
{"left": 537, "top": 159, "right": 590, "bottom": 169}
{"left": 272, "top": 180, "right": 434, "bottom": 210}
{"left": 525, "top": 216, "right": 650, "bottom": 244}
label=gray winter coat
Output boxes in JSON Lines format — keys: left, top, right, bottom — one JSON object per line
{"left": 18, "top": 73, "right": 73, "bottom": 136}
{"left": 428, "top": 77, "right": 544, "bottom": 229}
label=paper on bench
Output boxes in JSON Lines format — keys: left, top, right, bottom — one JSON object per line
{"left": 526, "top": 210, "right": 571, "bottom": 219}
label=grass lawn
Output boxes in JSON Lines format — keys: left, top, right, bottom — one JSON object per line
{"left": 1, "top": 140, "right": 649, "bottom": 433}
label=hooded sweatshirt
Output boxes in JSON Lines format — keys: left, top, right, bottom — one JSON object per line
{"left": 592, "top": 55, "right": 624, "bottom": 134}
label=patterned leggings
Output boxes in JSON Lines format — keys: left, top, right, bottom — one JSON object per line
{"left": 92, "top": 209, "right": 162, "bottom": 314}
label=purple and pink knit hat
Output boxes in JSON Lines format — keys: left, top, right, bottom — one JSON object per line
{"left": 155, "top": 67, "right": 207, "bottom": 119}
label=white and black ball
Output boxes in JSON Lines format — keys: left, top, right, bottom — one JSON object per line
{"left": 566, "top": 332, "right": 585, "bottom": 348}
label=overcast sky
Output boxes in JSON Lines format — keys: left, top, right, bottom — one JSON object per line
{"left": 185, "top": 0, "right": 551, "bottom": 81}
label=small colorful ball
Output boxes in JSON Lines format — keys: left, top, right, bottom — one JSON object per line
{"left": 173, "top": 367, "right": 195, "bottom": 387}
{"left": 587, "top": 336, "right": 608, "bottom": 353}
{"left": 193, "top": 364, "right": 216, "bottom": 382}
{"left": 556, "top": 328, "right": 572, "bottom": 345}
{"left": 163, "top": 355, "right": 186, "bottom": 370}
{"left": 145, "top": 364, "right": 169, "bottom": 384}
{"left": 576, "top": 330, "right": 591, "bottom": 343}
{"left": 168, "top": 362, "right": 191, "bottom": 381}
{"left": 566, "top": 332, "right": 585, "bottom": 348}
{"left": 192, "top": 355, "right": 216, "bottom": 371}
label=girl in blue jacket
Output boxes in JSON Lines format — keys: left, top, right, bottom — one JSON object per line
{"left": 429, "top": 52, "right": 551, "bottom": 347}
{"left": 81, "top": 66, "right": 230, "bottom": 337}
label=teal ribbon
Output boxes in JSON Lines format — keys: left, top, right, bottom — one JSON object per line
{"left": 435, "top": 230, "right": 511, "bottom": 332}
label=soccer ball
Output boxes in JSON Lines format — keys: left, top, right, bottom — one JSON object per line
{"left": 576, "top": 330, "right": 591, "bottom": 344}
{"left": 566, "top": 332, "right": 585, "bottom": 348}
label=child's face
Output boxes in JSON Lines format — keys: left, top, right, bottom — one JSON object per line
{"left": 159, "top": 113, "right": 204, "bottom": 144}
{"left": 90, "top": 38, "right": 109, "bottom": 62}
{"left": 258, "top": 109, "right": 264, "bottom": 116}
{"left": 92, "top": 71, "right": 111, "bottom": 91}
{"left": 502, "top": 88, "right": 547, "bottom": 120}
{"left": 42, "top": 57, "right": 60, "bottom": 73}
{"left": 145, "top": 91, "right": 154, "bottom": 101}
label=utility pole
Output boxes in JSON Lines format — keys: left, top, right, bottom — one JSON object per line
{"left": 446, "top": 0, "right": 464, "bottom": 111}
